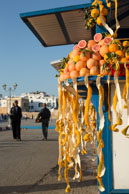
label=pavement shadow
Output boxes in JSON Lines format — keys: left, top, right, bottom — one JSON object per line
{"left": 21, "top": 138, "right": 58, "bottom": 142}
{"left": 0, "top": 179, "right": 97, "bottom": 194}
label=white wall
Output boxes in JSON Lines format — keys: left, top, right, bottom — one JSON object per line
{"left": 0, "top": 99, "right": 7, "bottom": 107}
{"left": 111, "top": 82, "right": 129, "bottom": 189}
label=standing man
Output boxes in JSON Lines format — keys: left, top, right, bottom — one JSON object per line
{"left": 35, "top": 103, "right": 51, "bottom": 140}
{"left": 10, "top": 100, "right": 22, "bottom": 141}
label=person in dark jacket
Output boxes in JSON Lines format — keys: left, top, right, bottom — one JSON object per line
{"left": 10, "top": 100, "right": 22, "bottom": 141}
{"left": 35, "top": 103, "right": 51, "bottom": 140}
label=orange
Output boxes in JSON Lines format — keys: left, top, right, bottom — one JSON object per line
{"left": 101, "top": 8, "right": 108, "bottom": 16}
{"left": 98, "top": 39, "right": 104, "bottom": 46}
{"left": 90, "top": 65, "right": 100, "bottom": 75}
{"left": 71, "top": 49, "right": 80, "bottom": 59}
{"left": 80, "top": 51, "right": 90, "bottom": 62}
{"left": 87, "top": 18, "right": 95, "bottom": 28}
{"left": 80, "top": 68, "right": 90, "bottom": 77}
{"left": 75, "top": 61, "right": 85, "bottom": 71}
{"left": 125, "top": 52, "right": 129, "bottom": 60}
{"left": 99, "top": 45, "right": 109, "bottom": 57}
{"left": 87, "top": 58, "right": 98, "bottom": 69}
{"left": 123, "top": 41, "right": 129, "bottom": 47}
{"left": 68, "top": 59, "right": 73, "bottom": 65}
{"left": 96, "top": 16, "right": 106, "bottom": 26}
{"left": 91, "top": 8, "right": 99, "bottom": 18}
{"left": 87, "top": 40, "right": 96, "bottom": 50}
{"left": 120, "top": 57, "right": 128, "bottom": 63}
{"left": 113, "top": 39, "right": 121, "bottom": 46}
{"left": 63, "top": 72, "right": 70, "bottom": 80}
{"left": 115, "top": 50, "right": 124, "bottom": 57}
{"left": 68, "top": 63, "right": 75, "bottom": 72}
{"left": 109, "top": 43, "right": 119, "bottom": 52}
{"left": 73, "top": 55, "right": 80, "bottom": 63}
{"left": 99, "top": 60, "right": 106, "bottom": 66}
{"left": 92, "top": 52, "right": 101, "bottom": 61}
{"left": 70, "top": 70, "right": 79, "bottom": 78}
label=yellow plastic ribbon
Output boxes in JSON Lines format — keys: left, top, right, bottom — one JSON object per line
{"left": 113, "top": 0, "right": 120, "bottom": 38}
{"left": 96, "top": 76, "right": 105, "bottom": 192}
{"left": 84, "top": 76, "right": 92, "bottom": 130}
{"left": 122, "top": 63, "right": 129, "bottom": 137}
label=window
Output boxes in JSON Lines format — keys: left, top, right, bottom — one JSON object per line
{"left": 24, "top": 103, "right": 28, "bottom": 107}
{"left": 38, "top": 103, "right": 42, "bottom": 107}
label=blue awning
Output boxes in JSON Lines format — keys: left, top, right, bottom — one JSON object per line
{"left": 20, "top": 2, "right": 94, "bottom": 47}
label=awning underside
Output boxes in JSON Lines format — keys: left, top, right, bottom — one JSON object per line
{"left": 20, "top": 3, "right": 93, "bottom": 47}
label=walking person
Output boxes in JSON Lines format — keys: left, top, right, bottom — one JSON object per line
{"left": 35, "top": 103, "right": 51, "bottom": 140}
{"left": 10, "top": 100, "right": 22, "bottom": 141}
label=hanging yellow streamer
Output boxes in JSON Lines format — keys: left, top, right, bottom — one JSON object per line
{"left": 84, "top": 76, "right": 92, "bottom": 130}
{"left": 96, "top": 77, "right": 105, "bottom": 192}
{"left": 113, "top": 0, "right": 120, "bottom": 38}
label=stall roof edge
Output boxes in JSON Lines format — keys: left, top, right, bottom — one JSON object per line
{"left": 20, "top": 3, "right": 91, "bottom": 18}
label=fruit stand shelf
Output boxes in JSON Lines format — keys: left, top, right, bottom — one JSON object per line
{"left": 63, "top": 75, "right": 125, "bottom": 99}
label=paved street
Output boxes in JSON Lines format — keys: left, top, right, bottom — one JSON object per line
{"left": 0, "top": 124, "right": 97, "bottom": 194}
{"left": 0, "top": 118, "right": 56, "bottom": 129}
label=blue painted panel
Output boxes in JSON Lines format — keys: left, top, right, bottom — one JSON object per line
{"left": 110, "top": 190, "right": 129, "bottom": 194}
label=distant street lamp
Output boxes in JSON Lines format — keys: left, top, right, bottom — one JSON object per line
{"left": 2, "top": 83, "right": 18, "bottom": 127}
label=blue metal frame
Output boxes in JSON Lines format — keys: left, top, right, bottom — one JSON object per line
{"left": 110, "top": 190, "right": 129, "bottom": 194}
{"left": 20, "top": 2, "right": 91, "bottom": 18}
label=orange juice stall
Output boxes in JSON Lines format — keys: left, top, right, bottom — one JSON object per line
{"left": 20, "top": 1, "right": 129, "bottom": 193}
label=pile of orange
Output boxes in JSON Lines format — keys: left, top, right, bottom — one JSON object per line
{"left": 59, "top": 33, "right": 129, "bottom": 82}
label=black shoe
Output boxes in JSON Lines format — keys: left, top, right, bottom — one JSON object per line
{"left": 16, "top": 138, "right": 21, "bottom": 141}
{"left": 42, "top": 138, "right": 45, "bottom": 141}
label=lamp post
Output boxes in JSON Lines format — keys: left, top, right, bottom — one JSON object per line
{"left": 2, "top": 83, "right": 18, "bottom": 127}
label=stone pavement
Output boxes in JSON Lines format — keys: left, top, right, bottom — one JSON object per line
{"left": 0, "top": 127, "right": 97, "bottom": 194}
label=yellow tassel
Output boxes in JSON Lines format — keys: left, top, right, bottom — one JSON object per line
{"left": 83, "top": 133, "right": 92, "bottom": 142}
{"left": 123, "top": 83, "right": 127, "bottom": 108}
{"left": 65, "top": 185, "right": 70, "bottom": 193}
{"left": 84, "top": 85, "right": 92, "bottom": 128}
{"left": 74, "top": 130, "right": 81, "bottom": 147}
{"left": 121, "top": 125, "right": 129, "bottom": 136}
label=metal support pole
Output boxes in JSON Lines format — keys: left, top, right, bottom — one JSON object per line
{"left": 2, "top": 83, "right": 18, "bottom": 129}
{"left": 8, "top": 88, "right": 11, "bottom": 128}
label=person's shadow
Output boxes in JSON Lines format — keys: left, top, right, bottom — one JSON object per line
{"left": 0, "top": 179, "right": 97, "bottom": 194}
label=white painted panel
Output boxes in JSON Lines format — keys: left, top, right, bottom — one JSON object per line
{"left": 111, "top": 83, "right": 129, "bottom": 189}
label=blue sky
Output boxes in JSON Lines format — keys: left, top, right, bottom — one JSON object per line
{"left": 0, "top": 0, "right": 90, "bottom": 97}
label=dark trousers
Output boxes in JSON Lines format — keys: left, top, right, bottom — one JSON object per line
{"left": 11, "top": 121, "right": 21, "bottom": 139}
{"left": 41, "top": 119, "right": 49, "bottom": 139}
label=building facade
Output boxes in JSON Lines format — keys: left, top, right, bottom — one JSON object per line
{"left": 21, "top": 91, "right": 58, "bottom": 112}
{"left": 0, "top": 97, "right": 29, "bottom": 114}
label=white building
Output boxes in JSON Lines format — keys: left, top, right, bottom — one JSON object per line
{"left": 21, "top": 91, "right": 58, "bottom": 112}
{"left": 0, "top": 96, "right": 29, "bottom": 114}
